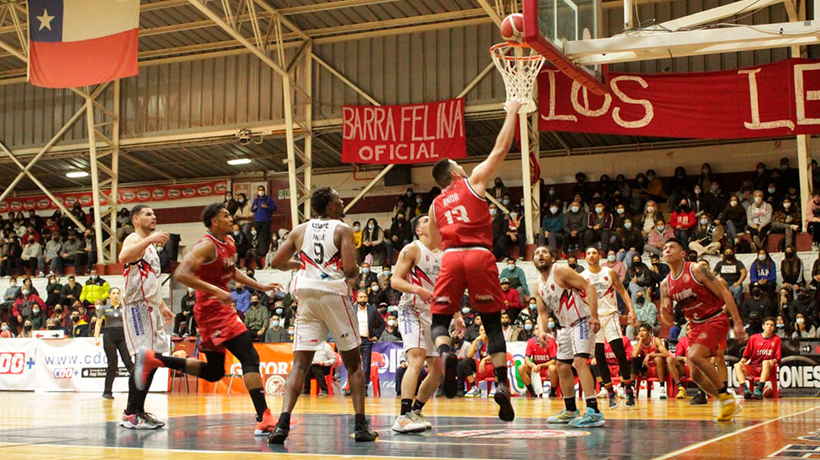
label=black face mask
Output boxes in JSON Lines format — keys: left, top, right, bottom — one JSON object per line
{"left": 636, "top": 297, "right": 645, "bottom": 304}
{"left": 786, "top": 252, "right": 794, "bottom": 259}
{"left": 568, "top": 263, "right": 577, "bottom": 269}
{"left": 358, "top": 301, "right": 368, "bottom": 306}
{"left": 725, "top": 254, "right": 734, "bottom": 261}
{"left": 24, "top": 325, "right": 32, "bottom": 330}
{"left": 752, "top": 290, "right": 761, "bottom": 298}
{"left": 71, "top": 316, "right": 79, "bottom": 322}
{"left": 501, "top": 321, "right": 510, "bottom": 326}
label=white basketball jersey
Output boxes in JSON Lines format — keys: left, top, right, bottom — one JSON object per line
{"left": 123, "top": 242, "right": 162, "bottom": 307}
{"left": 294, "top": 219, "right": 348, "bottom": 295}
{"left": 538, "top": 266, "right": 591, "bottom": 327}
{"left": 581, "top": 268, "right": 618, "bottom": 316}
{"left": 398, "top": 240, "right": 441, "bottom": 312}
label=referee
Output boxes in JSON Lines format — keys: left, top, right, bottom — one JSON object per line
{"left": 94, "top": 287, "right": 133, "bottom": 400}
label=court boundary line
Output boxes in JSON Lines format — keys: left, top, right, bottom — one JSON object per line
{"left": 649, "top": 406, "right": 820, "bottom": 460}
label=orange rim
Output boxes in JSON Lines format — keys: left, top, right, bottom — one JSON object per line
{"left": 489, "top": 42, "right": 545, "bottom": 61}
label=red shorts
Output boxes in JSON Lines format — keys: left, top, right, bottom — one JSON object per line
{"left": 475, "top": 359, "right": 496, "bottom": 381}
{"left": 607, "top": 364, "right": 620, "bottom": 378}
{"left": 689, "top": 314, "right": 729, "bottom": 356}
{"left": 432, "top": 249, "right": 504, "bottom": 315}
{"left": 195, "top": 299, "right": 248, "bottom": 353}
{"left": 743, "top": 363, "right": 762, "bottom": 379}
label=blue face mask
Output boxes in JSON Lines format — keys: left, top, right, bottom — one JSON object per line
{"left": 547, "top": 322, "right": 555, "bottom": 329}
{"left": 529, "top": 303, "right": 537, "bottom": 310}
{"left": 271, "top": 320, "right": 280, "bottom": 328}
{"left": 524, "top": 324, "right": 533, "bottom": 331}
{"left": 1, "top": 325, "right": 8, "bottom": 331}
{"left": 275, "top": 308, "right": 284, "bottom": 315}
{"left": 461, "top": 307, "right": 470, "bottom": 315}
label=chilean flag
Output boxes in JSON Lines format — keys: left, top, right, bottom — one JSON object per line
{"left": 27, "top": 0, "right": 139, "bottom": 88}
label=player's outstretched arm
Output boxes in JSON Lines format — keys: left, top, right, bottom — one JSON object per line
{"left": 232, "top": 268, "right": 282, "bottom": 294}
{"left": 118, "top": 231, "right": 169, "bottom": 265}
{"left": 468, "top": 100, "right": 522, "bottom": 195}
{"left": 391, "top": 244, "right": 430, "bottom": 301}
{"left": 176, "top": 239, "right": 231, "bottom": 304}
{"left": 692, "top": 263, "right": 745, "bottom": 340}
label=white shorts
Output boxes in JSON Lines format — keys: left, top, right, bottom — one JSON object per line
{"left": 293, "top": 289, "right": 360, "bottom": 352}
{"left": 397, "top": 305, "right": 439, "bottom": 358}
{"left": 596, "top": 313, "right": 623, "bottom": 344}
{"left": 556, "top": 317, "right": 595, "bottom": 362}
{"left": 123, "top": 301, "right": 170, "bottom": 359}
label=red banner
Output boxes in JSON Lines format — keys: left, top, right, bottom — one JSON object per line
{"left": 538, "top": 58, "right": 820, "bottom": 139}
{"left": 0, "top": 180, "right": 228, "bottom": 213}
{"left": 342, "top": 98, "right": 466, "bottom": 164}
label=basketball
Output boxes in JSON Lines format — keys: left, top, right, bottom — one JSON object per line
{"left": 500, "top": 13, "right": 525, "bottom": 43}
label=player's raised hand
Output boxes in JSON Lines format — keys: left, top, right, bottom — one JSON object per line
{"left": 149, "top": 231, "right": 170, "bottom": 246}
{"left": 416, "top": 287, "right": 434, "bottom": 303}
{"left": 504, "top": 99, "right": 522, "bottom": 113}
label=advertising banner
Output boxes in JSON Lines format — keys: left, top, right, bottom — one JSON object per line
{"left": 0, "top": 338, "right": 37, "bottom": 391}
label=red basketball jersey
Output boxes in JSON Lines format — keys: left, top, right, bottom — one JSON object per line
{"left": 666, "top": 261, "right": 724, "bottom": 322}
{"left": 638, "top": 337, "right": 659, "bottom": 357}
{"left": 743, "top": 333, "right": 782, "bottom": 368}
{"left": 432, "top": 178, "right": 493, "bottom": 250}
{"left": 194, "top": 232, "right": 236, "bottom": 301}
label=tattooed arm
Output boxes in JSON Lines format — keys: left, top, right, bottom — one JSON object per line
{"left": 692, "top": 262, "right": 745, "bottom": 341}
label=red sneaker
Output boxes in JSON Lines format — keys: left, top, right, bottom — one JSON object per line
{"left": 134, "top": 347, "right": 163, "bottom": 391}
{"left": 255, "top": 408, "right": 276, "bottom": 436}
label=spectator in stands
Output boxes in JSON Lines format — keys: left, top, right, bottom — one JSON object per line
{"left": 540, "top": 202, "right": 564, "bottom": 257}
{"left": 231, "top": 282, "right": 251, "bottom": 316}
{"left": 753, "top": 162, "right": 769, "bottom": 190}
{"left": 771, "top": 198, "right": 801, "bottom": 250}
{"left": 690, "top": 185, "right": 707, "bottom": 216}
{"left": 697, "top": 163, "right": 716, "bottom": 191}
{"left": 232, "top": 223, "right": 249, "bottom": 265}
{"left": 11, "top": 286, "right": 45, "bottom": 332}
{"left": 156, "top": 241, "right": 171, "bottom": 273}
{"left": 670, "top": 199, "right": 696, "bottom": 242}
{"left": 500, "top": 278, "right": 523, "bottom": 320}
{"left": 631, "top": 173, "right": 650, "bottom": 211}
{"left": 60, "top": 231, "right": 84, "bottom": 275}
{"left": 781, "top": 246, "right": 804, "bottom": 292}
{"left": 646, "top": 219, "right": 674, "bottom": 257}
{"left": 602, "top": 249, "right": 627, "bottom": 283}
{"left": 244, "top": 294, "right": 268, "bottom": 342}
{"left": 751, "top": 249, "right": 777, "bottom": 300}
{"left": 264, "top": 314, "right": 289, "bottom": 343}
{"left": 251, "top": 185, "right": 276, "bottom": 256}
{"left": 499, "top": 311, "right": 522, "bottom": 342}
{"left": 500, "top": 258, "right": 529, "bottom": 303}
{"left": 638, "top": 201, "right": 664, "bottom": 240}
{"left": 516, "top": 297, "right": 538, "bottom": 326}
{"left": 563, "top": 200, "right": 588, "bottom": 254}
{"left": 648, "top": 253, "right": 670, "bottom": 296}
{"left": 59, "top": 275, "right": 81, "bottom": 307}
{"left": 489, "top": 177, "right": 510, "bottom": 201}
{"left": 42, "top": 217, "right": 59, "bottom": 237}
{"left": 21, "top": 225, "right": 40, "bottom": 246}
{"left": 79, "top": 269, "right": 109, "bottom": 307}
{"left": 0, "top": 322, "right": 11, "bottom": 338}
{"left": 744, "top": 285, "right": 776, "bottom": 323}
{"left": 21, "top": 236, "right": 44, "bottom": 277}
{"left": 244, "top": 227, "right": 265, "bottom": 269}
{"left": 379, "top": 314, "right": 402, "bottom": 342}
{"left": 736, "top": 317, "right": 781, "bottom": 399}
{"left": 223, "top": 191, "right": 238, "bottom": 216}
{"left": 714, "top": 249, "right": 746, "bottom": 308}
{"left": 490, "top": 203, "right": 507, "bottom": 261}
{"left": 572, "top": 172, "right": 593, "bottom": 205}
{"left": 585, "top": 201, "right": 613, "bottom": 253}
{"left": 792, "top": 312, "right": 816, "bottom": 338}
{"left": 81, "top": 228, "right": 97, "bottom": 271}
{"left": 765, "top": 182, "right": 783, "bottom": 209}
{"left": 302, "top": 341, "right": 336, "bottom": 396}
{"left": 646, "top": 169, "right": 665, "bottom": 202}
{"left": 780, "top": 156, "right": 798, "bottom": 186}
{"left": 783, "top": 284, "right": 817, "bottom": 328}
{"left": 351, "top": 220, "right": 363, "bottom": 257}
{"left": 356, "top": 290, "right": 384, "bottom": 392}
{"left": 387, "top": 212, "right": 413, "bottom": 263}
{"left": 174, "top": 287, "right": 196, "bottom": 337}
{"left": 0, "top": 278, "right": 16, "bottom": 322}
{"left": 704, "top": 180, "right": 729, "bottom": 219}
{"left": 44, "top": 233, "right": 62, "bottom": 276}
{"left": 2, "top": 235, "right": 22, "bottom": 277}
{"left": 775, "top": 315, "right": 789, "bottom": 338}
{"left": 567, "top": 255, "right": 584, "bottom": 273}
{"left": 720, "top": 195, "right": 746, "bottom": 248}
{"left": 233, "top": 192, "right": 253, "bottom": 240}
{"left": 356, "top": 263, "right": 378, "bottom": 290}
{"left": 399, "top": 187, "right": 417, "bottom": 213}
{"left": 805, "top": 190, "right": 820, "bottom": 248}
{"left": 666, "top": 166, "right": 690, "bottom": 209}
{"left": 616, "top": 218, "right": 643, "bottom": 267}
{"left": 612, "top": 202, "right": 631, "bottom": 231}
{"left": 44, "top": 275, "right": 61, "bottom": 308}
{"left": 627, "top": 254, "right": 653, "bottom": 302}
{"left": 747, "top": 190, "right": 773, "bottom": 251}
{"left": 360, "top": 218, "right": 386, "bottom": 265}
{"left": 811, "top": 253, "right": 820, "bottom": 300}
{"left": 499, "top": 206, "right": 527, "bottom": 260}
{"left": 688, "top": 214, "right": 723, "bottom": 257}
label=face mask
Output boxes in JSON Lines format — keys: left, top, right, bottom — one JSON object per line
{"left": 362, "top": 268, "right": 370, "bottom": 274}
{"left": 549, "top": 207, "right": 558, "bottom": 214}
{"left": 502, "top": 199, "right": 510, "bottom": 206}
{"left": 188, "top": 288, "right": 195, "bottom": 295}
{"left": 710, "top": 184, "right": 719, "bottom": 192}
{"left": 657, "top": 226, "right": 665, "bottom": 232}
{"left": 636, "top": 296, "right": 645, "bottom": 304}
{"left": 21, "top": 290, "right": 29, "bottom": 296}
{"left": 271, "top": 320, "right": 280, "bottom": 328}
{"left": 358, "top": 301, "right": 367, "bottom": 306}
{"left": 797, "top": 318, "right": 805, "bottom": 325}
{"left": 571, "top": 206, "right": 580, "bottom": 213}
{"left": 1, "top": 325, "right": 7, "bottom": 331}
{"left": 501, "top": 320, "right": 510, "bottom": 326}
{"left": 786, "top": 252, "right": 794, "bottom": 259}
{"left": 647, "top": 174, "right": 655, "bottom": 181}
{"left": 71, "top": 316, "right": 79, "bottom": 322}
{"left": 32, "top": 308, "right": 39, "bottom": 314}
{"left": 547, "top": 322, "right": 555, "bottom": 329}
{"left": 461, "top": 307, "right": 470, "bottom": 315}
{"left": 24, "top": 324, "right": 32, "bottom": 330}
{"left": 624, "top": 223, "right": 633, "bottom": 230}
{"left": 233, "top": 231, "right": 240, "bottom": 236}
{"left": 406, "top": 191, "right": 413, "bottom": 197}
{"left": 646, "top": 206, "right": 655, "bottom": 213}
{"left": 754, "top": 197, "right": 763, "bottom": 205}
{"left": 353, "top": 225, "right": 360, "bottom": 232}
{"left": 757, "top": 254, "right": 767, "bottom": 262}
{"left": 781, "top": 164, "right": 788, "bottom": 170}
{"left": 767, "top": 187, "right": 776, "bottom": 194}
{"left": 529, "top": 302, "right": 537, "bottom": 310}
{"left": 700, "top": 219, "right": 708, "bottom": 226}
{"left": 549, "top": 190, "right": 555, "bottom": 196}
{"left": 509, "top": 212, "right": 518, "bottom": 219}
{"left": 524, "top": 324, "right": 533, "bottom": 331}
{"left": 416, "top": 198, "right": 423, "bottom": 204}
{"left": 784, "top": 203, "right": 791, "bottom": 209}
{"left": 680, "top": 204, "right": 689, "bottom": 210}
{"left": 398, "top": 217, "right": 406, "bottom": 223}
{"left": 595, "top": 207, "right": 603, "bottom": 214}
{"left": 777, "top": 323, "right": 784, "bottom": 329}
{"left": 730, "top": 200, "right": 738, "bottom": 207}
{"left": 694, "top": 189, "right": 701, "bottom": 195}
{"left": 257, "top": 191, "right": 264, "bottom": 197}
{"left": 251, "top": 230, "right": 257, "bottom": 237}
{"left": 616, "top": 208, "right": 624, "bottom": 215}
{"left": 607, "top": 255, "right": 616, "bottom": 263}
{"left": 49, "top": 280, "right": 56, "bottom": 285}
{"left": 368, "top": 224, "right": 375, "bottom": 231}
{"left": 725, "top": 253, "right": 734, "bottom": 261}
{"left": 489, "top": 208, "right": 497, "bottom": 216}
{"left": 371, "top": 285, "right": 379, "bottom": 292}
{"left": 383, "top": 271, "right": 391, "bottom": 277}
{"left": 568, "top": 263, "right": 577, "bottom": 269}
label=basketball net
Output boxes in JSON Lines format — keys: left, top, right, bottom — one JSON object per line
{"left": 490, "top": 43, "right": 546, "bottom": 114}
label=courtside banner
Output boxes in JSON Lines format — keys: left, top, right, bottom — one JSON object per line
{"left": 342, "top": 98, "right": 466, "bottom": 164}
{"left": 0, "top": 338, "right": 37, "bottom": 391}
{"left": 538, "top": 58, "right": 820, "bottom": 139}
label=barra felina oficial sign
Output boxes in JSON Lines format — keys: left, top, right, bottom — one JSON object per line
{"left": 342, "top": 98, "right": 466, "bottom": 165}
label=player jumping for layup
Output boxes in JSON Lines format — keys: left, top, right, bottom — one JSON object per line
{"left": 267, "top": 187, "right": 378, "bottom": 444}
{"left": 390, "top": 216, "right": 442, "bottom": 433}
{"left": 581, "top": 246, "right": 636, "bottom": 408}
{"left": 532, "top": 246, "right": 604, "bottom": 428}
{"left": 660, "top": 239, "right": 745, "bottom": 421}
{"left": 134, "top": 203, "right": 280, "bottom": 436}
{"left": 428, "top": 99, "right": 521, "bottom": 422}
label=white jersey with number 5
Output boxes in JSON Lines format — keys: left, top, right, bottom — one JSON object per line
{"left": 580, "top": 268, "right": 618, "bottom": 316}
{"left": 538, "top": 267, "right": 591, "bottom": 327}
{"left": 294, "top": 219, "right": 348, "bottom": 296}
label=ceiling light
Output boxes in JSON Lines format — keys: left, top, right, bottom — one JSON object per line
{"left": 66, "top": 171, "right": 89, "bottom": 178}
{"left": 227, "top": 158, "right": 252, "bottom": 165}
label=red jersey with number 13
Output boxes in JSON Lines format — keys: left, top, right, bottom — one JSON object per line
{"left": 432, "top": 178, "right": 493, "bottom": 250}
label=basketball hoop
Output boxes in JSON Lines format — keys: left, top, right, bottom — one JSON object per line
{"left": 490, "top": 42, "right": 546, "bottom": 114}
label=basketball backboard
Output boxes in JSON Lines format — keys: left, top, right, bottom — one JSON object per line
{"left": 522, "top": 0, "right": 607, "bottom": 95}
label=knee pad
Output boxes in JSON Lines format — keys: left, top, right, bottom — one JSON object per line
{"left": 199, "top": 363, "right": 225, "bottom": 383}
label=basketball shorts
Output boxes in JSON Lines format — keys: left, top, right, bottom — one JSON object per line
{"left": 432, "top": 248, "right": 504, "bottom": 316}
{"left": 123, "top": 301, "right": 170, "bottom": 358}
{"left": 293, "top": 289, "right": 360, "bottom": 353}
{"left": 398, "top": 305, "right": 438, "bottom": 358}
{"left": 556, "top": 317, "right": 595, "bottom": 362}
{"left": 195, "top": 299, "right": 248, "bottom": 353}
{"left": 689, "top": 314, "right": 729, "bottom": 356}
{"left": 743, "top": 363, "right": 762, "bottom": 379}
{"left": 596, "top": 312, "right": 622, "bottom": 344}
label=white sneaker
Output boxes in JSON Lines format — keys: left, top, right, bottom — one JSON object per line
{"left": 413, "top": 410, "right": 432, "bottom": 430}
{"left": 596, "top": 387, "right": 608, "bottom": 399}
{"left": 392, "top": 413, "right": 426, "bottom": 433}
{"left": 618, "top": 387, "right": 626, "bottom": 399}
{"left": 465, "top": 388, "right": 478, "bottom": 398}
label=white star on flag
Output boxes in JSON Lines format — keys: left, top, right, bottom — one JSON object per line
{"left": 37, "top": 9, "right": 55, "bottom": 31}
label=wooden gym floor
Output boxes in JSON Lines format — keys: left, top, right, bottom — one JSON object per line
{"left": 0, "top": 392, "right": 818, "bottom": 460}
